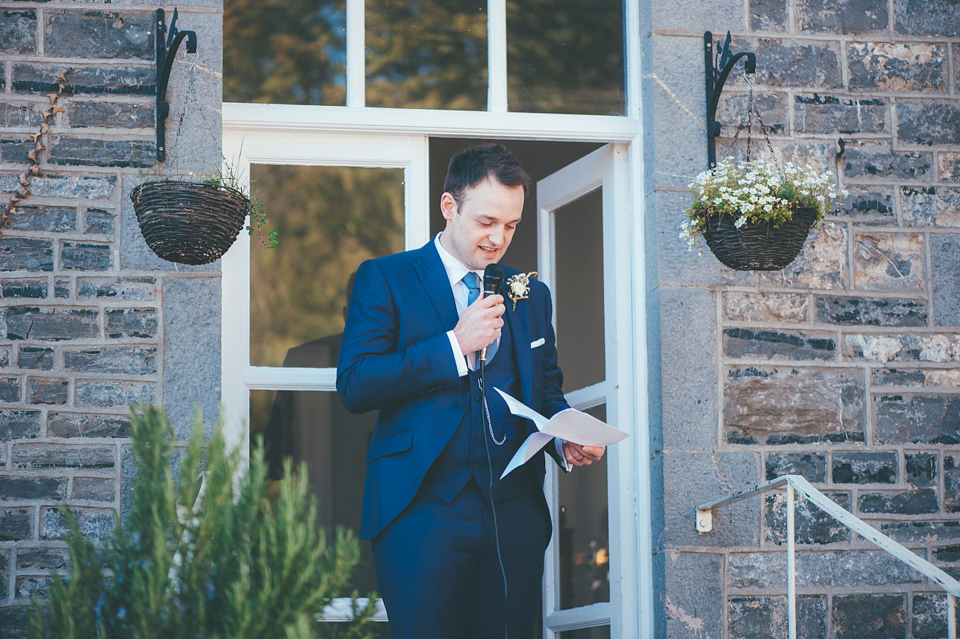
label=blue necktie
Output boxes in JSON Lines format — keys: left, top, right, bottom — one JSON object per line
{"left": 462, "top": 272, "right": 497, "bottom": 362}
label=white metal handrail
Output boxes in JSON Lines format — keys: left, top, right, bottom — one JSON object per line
{"left": 696, "top": 474, "right": 959, "bottom": 639}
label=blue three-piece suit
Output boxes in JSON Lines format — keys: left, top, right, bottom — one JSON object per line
{"left": 337, "top": 239, "right": 570, "bottom": 639}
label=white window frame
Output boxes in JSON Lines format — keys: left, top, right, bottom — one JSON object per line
{"left": 220, "top": 0, "right": 654, "bottom": 635}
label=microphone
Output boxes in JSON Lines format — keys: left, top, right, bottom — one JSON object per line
{"left": 480, "top": 263, "right": 504, "bottom": 362}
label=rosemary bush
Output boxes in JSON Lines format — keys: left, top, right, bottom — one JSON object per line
{"left": 29, "top": 405, "right": 374, "bottom": 639}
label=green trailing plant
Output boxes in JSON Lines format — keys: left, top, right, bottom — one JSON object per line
{"left": 201, "top": 162, "right": 278, "bottom": 249}
{"left": 29, "top": 405, "right": 374, "bottom": 639}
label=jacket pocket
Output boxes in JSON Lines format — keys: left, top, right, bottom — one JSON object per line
{"left": 366, "top": 428, "right": 413, "bottom": 462}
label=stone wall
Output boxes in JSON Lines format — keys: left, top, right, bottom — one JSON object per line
{"left": 0, "top": 2, "right": 222, "bottom": 635}
{"left": 651, "top": 1, "right": 960, "bottom": 637}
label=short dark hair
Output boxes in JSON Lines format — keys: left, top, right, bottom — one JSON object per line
{"left": 443, "top": 144, "right": 531, "bottom": 206}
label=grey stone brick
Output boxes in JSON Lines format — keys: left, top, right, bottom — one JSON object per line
{"left": 72, "top": 477, "right": 115, "bottom": 502}
{"left": 54, "top": 279, "right": 70, "bottom": 299}
{"left": 0, "top": 347, "right": 8, "bottom": 368}
{"left": 913, "top": 593, "right": 951, "bottom": 639}
{"left": 68, "top": 100, "right": 154, "bottom": 129}
{"left": 795, "top": 94, "right": 885, "bottom": 134}
{"left": 853, "top": 232, "right": 925, "bottom": 292}
{"left": 848, "top": 42, "right": 947, "bottom": 92}
{"left": 45, "top": 10, "right": 153, "bottom": 59}
{"left": 858, "top": 488, "right": 938, "bottom": 515}
{"left": 50, "top": 138, "right": 155, "bottom": 169}
{"left": 870, "top": 368, "right": 930, "bottom": 386}
{"left": 894, "top": 0, "right": 960, "bottom": 36}
{"left": 663, "top": 553, "right": 724, "bottom": 639}
{"left": 945, "top": 455, "right": 960, "bottom": 512}
{"left": 0, "top": 377, "right": 21, "bottom": 403}
{"left": 764, "top": 491, "right": 850, "bottom": 545}
{"left": 16, "top": 576, "right": 53, "bottom": 600}
{"left": 2, "top": 279, "right": 48, "bottom": 299}
{"left": 40, "top": 507, "right": 113, "bottom": 544}
{"left": 814, "top": 296, "right": 926, "bottom": 327}
{"left": 832, "top": 451, "right": 897, "bottom": 484}
{"left": 17, "top": 548, "right": 67, "bottom": 571}
{"left": 905, "top": 452, "right": 937, "bottom": 488}
{"left": 931, "top": 235, "right": 960, "bottom": 326}
{"left": 723, "top": 292, "right": 809, "bottom": 322}
{"left": 723, "top": 328, "right": 836, "bottom": 361}
{"left": 901, "top": 187, "right": 960, "bottom": 227}
{"left": 0, "top": 174, "right": 116, "bottom": 200}
{"left": 898, "top": 100, "right": 960, "bottom": 147}
{"left": 13, "top": 444, "right": 114, "bottom": 469}
{"left": 833, "top": 594, "right": 905, "bottom": 639}
{"left": 750, "top": 0, "right": 787, "bottom": 31}
{"left": 0, "top": 238, "right": 53, "bottom": 272}
{"left": 0, "top": 607, "right": 29, "bottom": 639}
{"left": 78, "top": 276, "right": 155, "bottom": 300}
{"left": 75, "top": 380, "right": 155, "bottom": 407}
{"left": 0, "top": 410, "right": 41, "bottom": 439}
{"left": 48, "top": 412, "right": 130, "bottom": 438}
{"left": 105, "top": 308, "right": 157, "bottom": 338}
{"left": 63, "top": 346, "right": 157, "bottom": 375}
{"left": 765, "top": 452, "right": 826, "bottom": 482}
{"left": 796, "top": 0, "right": 887, "bottom": 34}
{"left": 832, "top": 186, "right": 895, "bottom": 223}
{"left": 848, "top": 333, "right": 960, "bottom": 363}
{"left": 27, "top": 377, "right": 67, "bottom": 405}
{"left": 717, "top": 92, "right": 787, "bottom": 136}
{"left": 730, "top": 550, "right": 921, "bottom": 589}
{"left": 724, "top": 367, "right": 865, "bottom": 445}
{"left": 758, "top": 224, "right": 847, "bottom": 290}
{"left": 4, "top": 307, "right": 99, "bottom": 341}
{"left": 934, "top": 545, "right": 960, "bottom": 563}
{"left": 874, "top": 394, "right": 960, "bottom": 444}
{"left": 0, "top": 10, "right": 38, "bottom": 54}
{"left": 881, "top": 520, "right": 960, "bottom": 543}
{"left": 728, "top": 595, "right": 826, "bottom": 639}
{"left": 164, "top": 277, "right": 221, "bottom": 437}
{"left": 5, "top": 207, "right": 76, "bottom": 233}
{"left": 60, "top": 242, "right": 111, "bottom": 271}
{"left": 0, "top": 477, "right": 66, "bottom": 500}
{"left": 13, "top": 63, "right": 156, "bottom": 96}
{"left": 748, "top": 38, "right": 842, "bottom": 88}
{"left": 0, "top": 102, "right": 43, "bottom": 128}
{"left": 652, "top": 2, "right": 744, "bottom": 37}
{"left": 83, "top": 209, "right": 115, "bottom": 235}
{"left": 0, "top": 509, "right": 32, "bottom": 541}
{"left": 939, "top": 152, "right": 960, "bottom": 182}
{"left": 0, "top": 138, "right": 33, "bottom": 164}
{"left": 842, "top": 147, "right": 931, "bottom": 181}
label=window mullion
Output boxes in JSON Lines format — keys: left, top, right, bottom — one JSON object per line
{"left": 346, "top": 0, "right": 365, "bottom": 107}
{"left": 487, "top": 0, "right": 508, "bottom": 112}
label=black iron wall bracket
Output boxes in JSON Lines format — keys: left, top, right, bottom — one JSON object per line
{"left": 704, "top": 30, "right": 756, "bottom": 169}
{"left": 155, "top": 8, "right": 197, "bottom": 162}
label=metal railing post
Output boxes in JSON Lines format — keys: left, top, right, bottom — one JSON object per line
{"left": 786, "top": 484, "right": 797, "bottom": 639}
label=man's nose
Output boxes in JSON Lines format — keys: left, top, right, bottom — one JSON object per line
{"left": 488, "top": 226, "right": 504, "bottom": 245}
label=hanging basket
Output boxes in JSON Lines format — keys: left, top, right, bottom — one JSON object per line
{"left": 701, "top": 205, "right": 818, "bottom": 271}
{"left": 130, "top": 180, "right": 249, "bottom": 265}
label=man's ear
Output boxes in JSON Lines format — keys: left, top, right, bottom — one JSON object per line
{"left": 440, "top": 192, "right": 457, "bottom": 222}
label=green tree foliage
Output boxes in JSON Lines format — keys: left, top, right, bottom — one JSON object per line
{"left": 29, "top": 405, "right": 375, "bottom": 639}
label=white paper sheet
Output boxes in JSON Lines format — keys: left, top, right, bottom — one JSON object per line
{"left": 495, "top": 387, "right": 629, "bottom": 479}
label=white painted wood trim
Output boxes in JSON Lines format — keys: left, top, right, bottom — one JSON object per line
{"left": 346, "top": 0, "right": 364, "bottom": 107}
{"left": 487, "top": 0, "right": 508, "bottom": 112}
{"left": 544, "top": 602, "right": 612, "bottom": 631}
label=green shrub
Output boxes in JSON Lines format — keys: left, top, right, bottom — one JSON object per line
{"left": 29, "top": 405, "right": 375, "bottom": 639}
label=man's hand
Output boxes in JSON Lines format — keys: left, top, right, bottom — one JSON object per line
{"left": 562, "top": 441, "right": 605, "bottom": 467}
{"left": 453, "top": 293, "right": 505, "bottom": 355}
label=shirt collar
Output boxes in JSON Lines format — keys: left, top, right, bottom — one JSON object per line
{"left": 434, "top": 233, "right": 481, "bottom": 288}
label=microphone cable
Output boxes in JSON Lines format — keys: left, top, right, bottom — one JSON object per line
{"left": 479, "top": 355, "right": 510, "bottom": 639}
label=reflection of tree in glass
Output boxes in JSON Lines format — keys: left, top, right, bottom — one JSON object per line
{"left": 223, "top": 0, "right": 346, "bottom": 104}
{"left": 507, "top": 0, "right": 624, "bottom": 115}
{"left": 365, "top": 0, "right": 487, "bottom": 110}
{"left": 250, "top": 166, "right": 404, "bottom": 367}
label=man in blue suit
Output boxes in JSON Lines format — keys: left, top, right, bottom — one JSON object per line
{"left": 337, "top": 144, "right": 604, "bottom": 639}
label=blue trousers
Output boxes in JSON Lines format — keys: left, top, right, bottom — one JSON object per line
{"left": 371, "top": 481, "right": 551, "bottom": 639}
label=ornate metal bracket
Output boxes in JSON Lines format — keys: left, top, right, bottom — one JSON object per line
{"left": 155, "top": 8, "right": 197, "bottom": 162}
{"left": 704, "top": 31, "right": 756, "bottom": 169}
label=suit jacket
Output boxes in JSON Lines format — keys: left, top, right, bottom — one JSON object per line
{"left": 337, "top": 240, "right": 569, "bottom": 540}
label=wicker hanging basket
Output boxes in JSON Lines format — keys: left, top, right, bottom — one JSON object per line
{"left": 130, "top": 180, "right": 249, "bottom": 265}
{"left": 701, "top": 205, "right": 818, "bottom": 271}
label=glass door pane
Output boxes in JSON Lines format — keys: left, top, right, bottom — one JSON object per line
{"left": 249, "top": 164, "right": 405, "bottom": 367}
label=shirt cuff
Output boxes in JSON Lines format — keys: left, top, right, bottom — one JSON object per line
{"left": 555, "top": 438, "right": 572, "bottom": 472}
{"left": 447, "top": 330, "right": 469, "bottom": 377}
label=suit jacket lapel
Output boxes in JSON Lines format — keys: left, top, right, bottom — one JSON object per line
{"left": 414, "top": 241, "right": 459, "bottom": 330}
{"left": 503, "top": 278, "right": 534, "bottom": 405}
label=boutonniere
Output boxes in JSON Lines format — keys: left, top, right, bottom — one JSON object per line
{"left": 505, "top": 271, "right": 537, "bottom": 311}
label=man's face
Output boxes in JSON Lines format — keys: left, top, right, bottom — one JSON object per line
{"left": 439, "top": 176, "right": 524, "bottom": 271}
